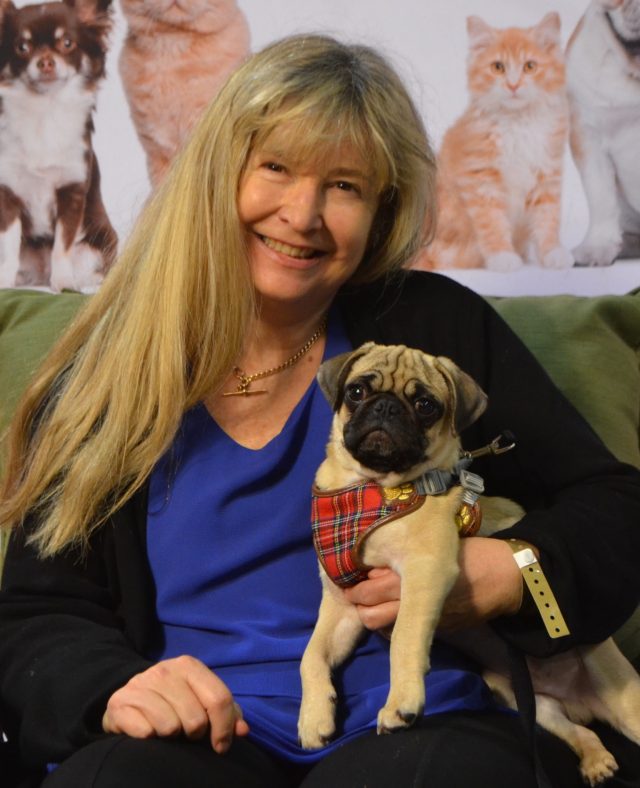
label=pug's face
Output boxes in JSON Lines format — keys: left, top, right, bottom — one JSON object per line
{"left": 318, "top": 343, "right": 487, "bottom": 484}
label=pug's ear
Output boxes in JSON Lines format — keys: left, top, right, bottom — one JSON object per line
{"left": 434, "top": 356, "right": 488, "bottom": 434}
{"left": 317, "top": 342, "right": 375, "bottom": 411}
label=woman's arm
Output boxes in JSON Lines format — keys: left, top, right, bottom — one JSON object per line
{"left": 0, "top": 511, "right": 153, "bottom": 766}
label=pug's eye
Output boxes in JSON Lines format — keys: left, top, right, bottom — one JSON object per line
{"left": 414, "top": 397, "right": 439, "bottom": 419}
{"left": 345, "top": 383, "right": 368, "bottom": 404}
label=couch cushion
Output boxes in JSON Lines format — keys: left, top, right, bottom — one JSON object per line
{"left": 0, "top": 289, "right": 87, "bottom": 441}
{"left": 489, "top": 291, "right": 640, "bottom": 470}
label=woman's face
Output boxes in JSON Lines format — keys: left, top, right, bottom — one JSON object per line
{"left": 237, "top": 130, "right": 379, "bottom": 314}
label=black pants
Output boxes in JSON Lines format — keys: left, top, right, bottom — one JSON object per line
{"left": 40, "top": 711, "right": 640, "bottom": 788}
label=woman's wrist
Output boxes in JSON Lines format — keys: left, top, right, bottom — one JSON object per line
{"left": 501, "top": 538, "right": 570, "bottom": 639}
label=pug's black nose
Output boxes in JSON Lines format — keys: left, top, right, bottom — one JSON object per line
{"left": 372, "top": 396, "right": 402, "bottom": 419}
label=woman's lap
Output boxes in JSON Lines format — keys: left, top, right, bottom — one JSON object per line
{"left": 41, "top": 735, "right": 294, "bottom": 788}
{"left": 40, "top": 711, "right": 639, "bottom": 788}
{"left": 300, "top": 712, "right": 582, "bottom": 788}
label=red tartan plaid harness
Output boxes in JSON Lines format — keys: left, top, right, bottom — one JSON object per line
{"left": 310, "top": 466, "right": 484, "bottom": 588}
{"left": 311, "top": 481, "right": 427, "bottom": 588}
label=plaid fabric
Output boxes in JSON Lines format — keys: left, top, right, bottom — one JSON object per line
{"left": 311, "top": 482, "right": 424, "bottom": 588}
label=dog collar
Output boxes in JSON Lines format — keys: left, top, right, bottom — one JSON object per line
{"left": 311, "top": 463, "right": 485, "bottom": 588}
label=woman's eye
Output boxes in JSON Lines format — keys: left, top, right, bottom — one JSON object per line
{"left": 335, "top": 181, "right": 357, "bottom": 192}
{"left": 491, "top": 61, "right": 505, "bottom": 73}
{"left": 345, "top": 383, "right": 367, "bottom": 403}
{"left": 263, "top": 161, "right": 285, "bottom": 173}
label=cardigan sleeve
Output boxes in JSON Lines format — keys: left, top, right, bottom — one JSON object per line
{"left": 340, "top": 271, "right": 640, "bottom": 657}
{"left": 0, "top": 500, "right": 153, "bottom": 767}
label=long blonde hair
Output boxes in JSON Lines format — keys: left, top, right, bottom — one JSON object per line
{"left": 0, "top": 34, "right": 436, "bottom": 556}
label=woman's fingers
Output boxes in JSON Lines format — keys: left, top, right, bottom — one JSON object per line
{"left": 102, "top": 655, "right": 249, "bottom": 753}
{"left": 184, "top": 660, "right": 245, "bottom": 753}
{"left": 103, "top": 700, "right": 157, "bottom": 739}
{"left": 343, "top": 567, "right": 400, "bottom": 630}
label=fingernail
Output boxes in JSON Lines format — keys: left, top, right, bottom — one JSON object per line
{"left": 215, "top": 738, "right": 230, "bottom": 754}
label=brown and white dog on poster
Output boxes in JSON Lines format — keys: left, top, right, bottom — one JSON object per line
{"left": 298, "top": 342, "right": 640, "bottom": 786}
{"left": 566, "top": 0, "right": 640, "bottom": 266}
{"left": 0, "top": 0, "right": 117, "bottom": 291}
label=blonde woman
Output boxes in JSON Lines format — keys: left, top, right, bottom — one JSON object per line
{"left": 1, "top": 35, "right": 639, "bottom": 788}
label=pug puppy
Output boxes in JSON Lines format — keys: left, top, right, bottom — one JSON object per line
{"left": 298, "top": 342, "right": 489, "bottom": 748}
{"left": 298, "top": 342, "right": 640, "bottom": 787}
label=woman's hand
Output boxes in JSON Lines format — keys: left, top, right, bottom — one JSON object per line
{"left": 343, "top": 537, "right": 523, "bottom": 632}
{"left": 102, "top": 655, "right": 249, "bottom": 754}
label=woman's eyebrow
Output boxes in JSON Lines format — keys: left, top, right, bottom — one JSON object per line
{"left": 326, "top": 166, "right": 373, "bottom": 183}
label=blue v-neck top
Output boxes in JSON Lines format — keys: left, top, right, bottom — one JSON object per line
{"left": 147, "top": 312, "right": 496, "bottom": 763}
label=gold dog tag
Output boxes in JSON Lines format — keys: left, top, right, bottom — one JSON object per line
{"left": 455, "top": 502, "right": 482, "bottom": 537}
{"left": 382, "top": 483, "right": 415, "bottom": 502}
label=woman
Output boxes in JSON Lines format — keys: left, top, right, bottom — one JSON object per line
{"left": 0, "top": 35, "right": 639, "bottom": 788}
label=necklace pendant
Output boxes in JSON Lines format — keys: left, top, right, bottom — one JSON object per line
{"left": 222, "top": 387, "right": 268, "bottom": 397}
{"left": 222, "top": 368, "right": 268, "bottom": 397}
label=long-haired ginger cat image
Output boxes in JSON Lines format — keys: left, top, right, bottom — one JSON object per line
{"left": 417, "top": 13, "right": 573, "bottom": 272}
{"left": 119, "top": 0, "right": 250, "bottom": 187}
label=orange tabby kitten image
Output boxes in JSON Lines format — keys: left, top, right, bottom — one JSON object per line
{"left": 119, "top": 0, "right": 250, "bottom": 187}
{"left": 416, "top": 13, "right": 573, "bottom": 272}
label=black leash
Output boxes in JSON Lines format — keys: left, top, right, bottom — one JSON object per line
{"left": 508, "top": 643, "right": 553, "bottom": 788}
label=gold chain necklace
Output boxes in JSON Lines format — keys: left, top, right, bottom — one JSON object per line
{"left": 222, "top": 316, "right": 327, "bottom": 397}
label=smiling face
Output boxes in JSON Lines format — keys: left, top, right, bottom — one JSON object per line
{"left": 237, "top": 129, "right": 380, "bottom": 315}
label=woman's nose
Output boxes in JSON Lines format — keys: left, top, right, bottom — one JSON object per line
{"left": 279, "top": 179, "right": 324, "bottom": 232}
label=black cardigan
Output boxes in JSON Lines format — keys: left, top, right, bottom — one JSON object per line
{"left": 2, "top": 271, "right": 640, "bottom": 769}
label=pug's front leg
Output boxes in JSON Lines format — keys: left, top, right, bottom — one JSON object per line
{"left": 377, "top": 504, "right": 460, "bottom": 733}
{"left": 299, "top": 575, "right": 365, "bottom": 749}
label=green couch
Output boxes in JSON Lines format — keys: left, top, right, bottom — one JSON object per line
{"left": 1, "top": 287, "right": 639, "bottom": 660}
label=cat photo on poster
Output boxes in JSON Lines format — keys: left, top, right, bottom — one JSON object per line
{"left": 415, "top": 12, "right": 573, "bottom": 273}
{"left": 119, "top": 0, "right": 250, "bottom": 188}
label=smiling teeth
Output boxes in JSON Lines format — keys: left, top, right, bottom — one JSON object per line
{"left": 261, "top": 235, "right": 318, "bottom": 259}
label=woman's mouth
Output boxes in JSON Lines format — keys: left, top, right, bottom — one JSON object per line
{"left": 259, "top": 234, "right": 323, "bottom": 259}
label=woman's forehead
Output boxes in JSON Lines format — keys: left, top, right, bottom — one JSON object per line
{"left": 250, "top": 123, "right": 386, "bottom": 186}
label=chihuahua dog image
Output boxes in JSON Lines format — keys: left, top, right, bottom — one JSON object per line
{"left": 299, "top": 342, "right": 640, "bottom": 786}
{"left": 0, "top": 0, "right": 116, "bottom": 291}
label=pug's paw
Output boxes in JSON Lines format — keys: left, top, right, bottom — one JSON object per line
{"left": 298, "top": 692, "right": 337, "bottom": 750}
{"left": 377, "top": 683, "right": 424, "bottom": 734}
{"left": 580, "top": 750, "right": 618, "bottom": 786}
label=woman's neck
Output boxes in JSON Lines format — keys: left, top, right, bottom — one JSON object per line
{"left": 239, "top": 300, "right": 329, "bottom": 375}
{"left": 204, "top": 306, "right": 330, "bottom": 450}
